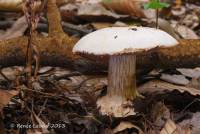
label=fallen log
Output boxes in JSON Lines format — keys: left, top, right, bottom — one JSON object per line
{"left": 0, "top": 35, "right": 200, "bottom": 73}
{"left": 0, "top": 0, "right": 200, "bottom": 75}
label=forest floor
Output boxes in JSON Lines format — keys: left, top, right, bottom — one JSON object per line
{"left": 0, "top": 0, "right": 200, "bottom": 134}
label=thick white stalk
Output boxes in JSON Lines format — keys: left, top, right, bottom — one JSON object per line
{"left": 108, "top": 54, "right": 137, "bottom": 100}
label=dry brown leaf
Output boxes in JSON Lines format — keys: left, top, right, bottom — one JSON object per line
{"left": 175, "top": 25, "right": 199, "bottom": 39}
{"left": 160, "top": 74, "right": 190, "bottom": 85}
{"left": 160, "top": 119, "right": 177, "bottom": 134}
{"left": 0, "top": 89, "right": 19, "bottom": 111}
{"left": 61, "top": 1, "right": 125, "bottom": 22}
{"left": 102, "top": 0, "right": 151, "bottom": 18}
{"left": 177, "top": 68, "right": 200, "bottom": 79}
{"left": 178, "top": 112, "right": 200, "bottom": 134}
{"left": 171, "top": 6, "right": 186, "bottom": 16}
{"left": 0, "top": 16, "right": 27, "bottom": 40}
{"left": 113, "top": 121, "right": 144, "bottom": 134}
{"left": 187, "top": 78, "right": 200, "bottom": 90}
{"left": 60, "top": 3, "right": 80, "bottom": 23}
{"left": 77, "top": 3, "right": 128, "bottom": 21}
{"left": 160, "top": 119, "right": 191, "bottom": 134}
{"left": 139, "top": 80, "right": 200, "bottom": 96}
{"left": 91, "top": 22, "right": 114, "bottom": 30}
{"left": 0, "top": 67, "right": 21, "bottom": 80}
{"left": 182, "top": 14, "right": 199, "bottom": 29}
{"left": 175, "top": 0, "right": 182, "bottom": 8}
{"left": 151, "top": 102, "right": 170, "bottom": 128}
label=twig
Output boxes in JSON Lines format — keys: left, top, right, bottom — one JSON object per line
{"left": 20, "top": 86, "right": 81, "bottom": 104}
{"left": 0, "top": 69, "right": 11, "bottom": 82}
{"left": 23, "top": 0, "right": 35, "bottom": 87}
{"left": 156, "top": 9, "right": 159, "bottom": 29}
{"left": 33, "top": 43, "right": 40, "bottom": 78}
{"left": 181, "top": 98, "right": 200, "bottom": 113}
{"left": 37, "top": 98, "right": 48, "bottom": 117}
{"left": 22, "top": 87, "right": 60, "bottom": 98}
{"left": 66, "top": 113, "right": 102, "bottom": 124}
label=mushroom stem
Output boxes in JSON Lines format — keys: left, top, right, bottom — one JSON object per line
{"left": 108, "top": 54, "right": 137, "bottom": 100}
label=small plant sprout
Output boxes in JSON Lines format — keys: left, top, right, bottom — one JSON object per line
{"left": 144, "top": 0, "right": 170, "bottom": 29}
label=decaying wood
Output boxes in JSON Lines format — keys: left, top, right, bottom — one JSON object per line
{"left": 0, "top": 0, "right": 200, "bottom": 75}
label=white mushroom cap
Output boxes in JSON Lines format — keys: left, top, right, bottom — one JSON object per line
{"left": 73, "top": 27, "right": 178, "bottom": 55}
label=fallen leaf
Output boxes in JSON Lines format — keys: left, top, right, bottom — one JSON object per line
{"left": 139, "top": 80, "right": 200, "bottom": 96}
{"left": 174, "top": 0, "right": 182, "bottom": 8}
{"left": 91, "top": 22, "right": 115, "bottom": 30}
{"left": 174, "top": 25, "right": 199, "bottom": 39}
{"left": 0, "top": 16, "right": 27, "bottom": 40}
{"left": 0, "top": 89, "right": 19, "bottom": 111}
{"left": 60, "top": 3, "right": 80, "bottom": 23}
{"left": 160, "top": 119, "right": 177, "bottom": 134}
{"left": 171, "top": 6, "right": 186, "bottom": 16}
{"left": 160, "top": 74, "right": 190, "bottom": 85}
{"left": 178, "top": 112, "right": 200, "bottom": 134}
{"left": 177, "top": 68, "right": 200, "bottom": 79}
{"left": 187, "top": 78, "right": 200, "bottom": 90}
{"left": 0, "top": 67, "right": 19, "bottom": 80}
{"left": 77, "top": 3, "right": 128, "bottom": 21}
{"left": 182, "top": 13, "right": 199, "bottom": 29}
{"left": 151, "top": 102, "right": 170, "bottom": 128}
{"left": 113, "top": 121, "right": 144, "bottom": 134}
{"left": 160, "top": 119, "right": 191, "bottom": 134}
{"left": 102, "top": 0, "right": 152, "bottom": 18}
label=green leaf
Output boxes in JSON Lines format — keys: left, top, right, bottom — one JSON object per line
{"left": 102, "top": 0, "right": 113, "bottom": 3}
{"left": 144, "top": 0, "right": 170, "bottom": 9}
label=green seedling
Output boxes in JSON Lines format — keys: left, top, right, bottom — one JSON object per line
{"left": 144, "top": 0, "right": 170, "bottom": 28}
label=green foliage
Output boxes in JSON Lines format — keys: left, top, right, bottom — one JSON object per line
{"left": 102, "top": 0, "right": 113, "bottom": 3}
{"left": 144, "top": 0, "right": 170, "bottom": 9}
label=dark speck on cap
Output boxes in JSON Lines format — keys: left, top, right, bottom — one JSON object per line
{"left": 129, "top": 28, "right": 137, "bottom": 31}
{"left": 114, "top": 35, "right": 118, "bottom": 39}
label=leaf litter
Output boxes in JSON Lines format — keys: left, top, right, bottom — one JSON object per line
{"left": 0, "top": 0, "right": 199, "bottom": 134}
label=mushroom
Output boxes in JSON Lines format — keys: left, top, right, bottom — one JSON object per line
{"left": 73, "top": 27, "right": 178, "bottom": 117}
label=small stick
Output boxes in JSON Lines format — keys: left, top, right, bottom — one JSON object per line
{"left": 37, "top": 98, "right": 48, "bottom": 117}
{"left": 0, "top": 69, "right": 11, "bottom": 82}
